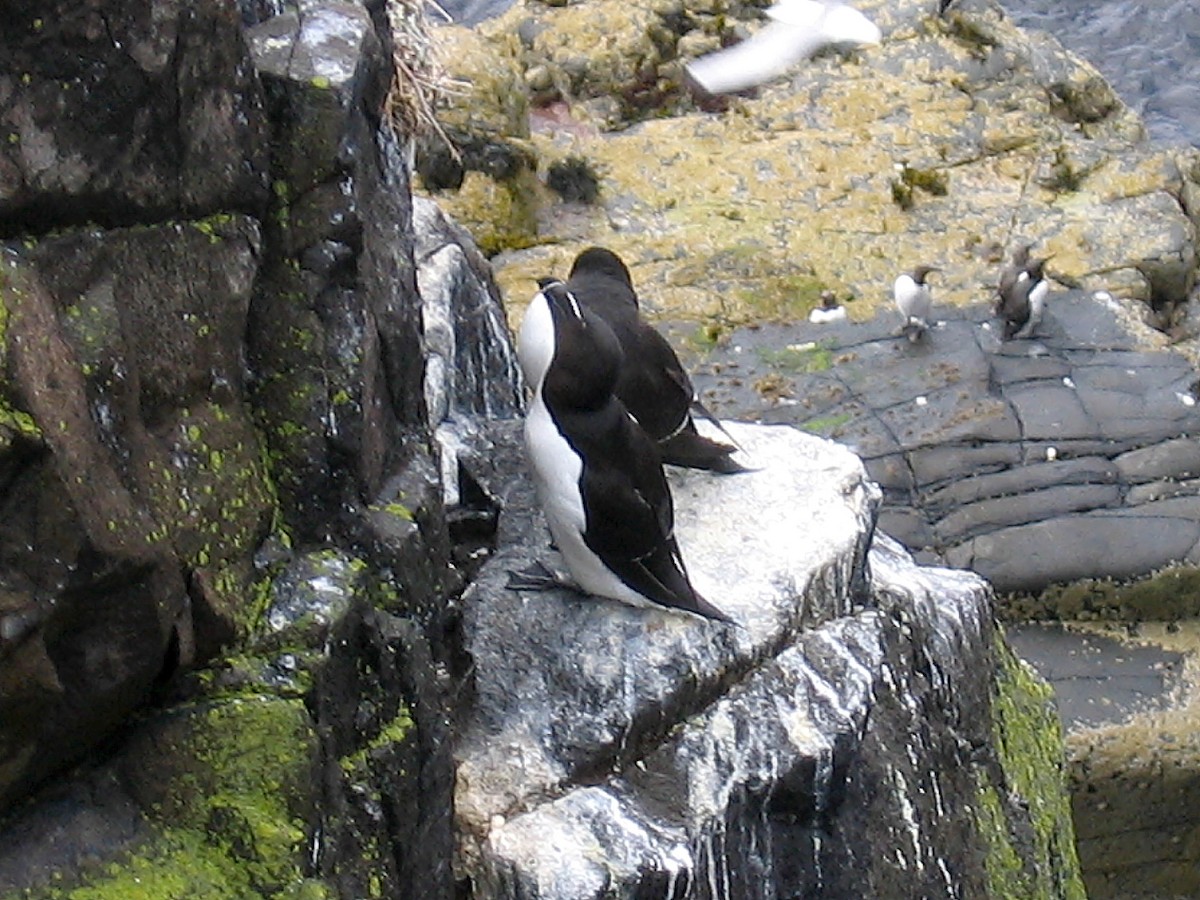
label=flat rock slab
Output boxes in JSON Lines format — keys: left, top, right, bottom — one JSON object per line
{"left": 1006, "top": 623, "right": 1185, "bottom": 731}
{"left": 680, "top": 290, "right": 1200, "bottom": 593}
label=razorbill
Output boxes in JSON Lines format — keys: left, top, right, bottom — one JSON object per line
{"left": 998, "top": 255, "right": 1051, "bottom": 340}
{"left": 512, "top": 278, "right": 733, "bottom": 623}
{"left": 808, "top": 289, "right": 847, "bottom": 324}
{"left": 893, "top": 265, "right": 939, "bottom": 342}
{"left": 996, "top": 243, "right": 1032, "bottom": 303}
{"left": 565, "top": 247, "right": 746, "bottom": 474}
{"left": 685, "top": 0, "right": 881, "bottom": 96}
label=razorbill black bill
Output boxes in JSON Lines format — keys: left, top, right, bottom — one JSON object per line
{"left": 565, "top": 247, "right": 747, "bottom": 474}
{"left": 685, "top": 0, "right": 881, "bottom": 95}
{"left": 893, "top": 265, "right": 939, "bottom": 342}
{"left": 998, "top": 255, "right": 1051, "bottom": 340}
{"left": 511, "top": 278, "right": 734, "bottom": 623}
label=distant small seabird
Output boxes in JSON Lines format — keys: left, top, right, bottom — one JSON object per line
{"left": 893, "top": 265, "right": 939, "bottom": 342}
{"left": 685, "top": 0, "right": 881, "bottom": 96}
{"left": 996, "top": 243, "right": 1032, "bottom": 304}
{"left": 511, "top": 278, "right": 733, "bottom": 623}
{"left": 998, "top": 255, "right": 1051, "bottom": 340}
{"left": 566, "top": 247, "right": 746, "bottom": 474}
{"left": 808, "top": 290, "right": 847, "bottom": 324}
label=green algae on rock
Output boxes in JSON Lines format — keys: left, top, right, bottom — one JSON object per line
{"left": 428, "top": 0, "right": 1199, "bottom": 332}
{"left": 976, "top": 637, "right": 1087, "bottom": 900}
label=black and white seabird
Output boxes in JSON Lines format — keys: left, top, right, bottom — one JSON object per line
{"left": 565, "top": 247, "right": 746, "bottom": 474}
{"left": 512, "top": 278, "right": 733, "bottom": 623}
{"left": 996, "top": 243, "right": 1032, "bottom": 303}
{"left": 998, "top": 255, "right": 1051, "bottom": 340}
{"left": 893, "top": 265, "right": 939, "bottom": 342}
{"left": 685, "top": 0, "right": 881, "bottom": 95}
{"left": 809, "top": 289, "right": 847, "bottom": 324}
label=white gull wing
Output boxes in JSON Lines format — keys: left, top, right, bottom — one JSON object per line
{"left": 686, "top": 1, "right": 880, "bottom": 95}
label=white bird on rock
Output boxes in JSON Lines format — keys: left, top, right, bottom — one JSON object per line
{"left": 685, "top": 0, "right": 881, "bottom": 96}
{"left": 893, "top": 265, "right": 939, "bottom": 343}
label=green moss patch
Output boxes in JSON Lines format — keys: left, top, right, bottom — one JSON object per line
{"left": 1003, "top": 565, "right": 1200, "bottom": 623}
{"left": 974, "top": 639, "right": 1086, "bottom": 899}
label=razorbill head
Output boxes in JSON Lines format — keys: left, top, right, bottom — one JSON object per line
{"left": 893, "top": 265, "right": 939, "bottom": 342}
{"left": 999, "top": 255, "right": 1052, "bottom": 340}
{"left": 514, "top": 278, "right": 733, "bottom": 623}
{"left": 685, "top": 0, "right": 880, "bottom": 96}
{"left": 565, "top": 247, "right": 746, "bottom": 473}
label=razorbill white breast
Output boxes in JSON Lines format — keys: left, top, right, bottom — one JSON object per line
{"left": 565, "top": 247, "right": 746, "bottom": 474}
{"left": 893, "top": 265, "right": 939, "bottom": 342}
{"left": 998, "top": 255, "right": 1052, "bottom": 340}
{"left": 512, "top": 278, "right": 733, "bottom": 623}
{"left": 685, "top": 0, "right": 881, "bottom": 96}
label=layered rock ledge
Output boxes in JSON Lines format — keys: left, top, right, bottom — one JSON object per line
{"left": 453, "top": 421, "right": 1084, "bottom": 898}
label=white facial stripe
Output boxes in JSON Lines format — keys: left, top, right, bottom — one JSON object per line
{"left": 566, "top": 289, "right": 584, "bottom": 322}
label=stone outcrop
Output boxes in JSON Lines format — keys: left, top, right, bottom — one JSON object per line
{"left": 684, "top": 290, "right": 1200, "bottom": 594}
{"left": 453, "top": 420, "right": 1085, "bottom": 898}
{"left": 0, "top": 0, "right": 459, "bottom": 895}
{"left": 426, "top": 0, "right": 1198, "bottom": 331}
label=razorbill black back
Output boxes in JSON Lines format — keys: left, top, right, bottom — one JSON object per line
{"left": 893, "top": 265, "right": 938, "bottom": 342}
{"left": 515, "top": 278, "right": 733, "bottom": 623}
{"left": 565, "top": 247, "right": 746, "bottom": 474}
{"left": 998, "top": 255, "right": 1051, "bottom": 340}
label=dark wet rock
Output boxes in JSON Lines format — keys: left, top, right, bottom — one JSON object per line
{"left": 0, "top": 552, "right": 455, "bottom": 900}
{"left": 1008, "top": 624, "right": 1184, "bottom": 731}
{"left": 0, "top": 0, "right": 270, "bottom": 233}
{"left": 1115, "top": 437, "right": 1200, "bottom": 483}
{"left": 688, "top": 289, "right": 1200, "bottom": 593}
{"left": 946, "top": 515, "right": 1200, "bottom": 593}
{"left": 0, "top": 8, "right": 457, "bottom": 898}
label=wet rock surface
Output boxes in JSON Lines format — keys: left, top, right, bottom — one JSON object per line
{"left": 676, "top": 289, "right": 1200, "bottom": 594}
{"left": 1012, "top": 621, "right": 1200, "bottom": 900}
{"left": 454, "top": 421, "right": 1084, "bottom": 898}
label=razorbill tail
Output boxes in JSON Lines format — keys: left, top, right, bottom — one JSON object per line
{"left": 998, "top": 255, "right": 1052, "bottom": 340}
{"left": 512, "top": 278, "right": 734, "bottom": 623}
{"left": 893, "top": 265, "right": 939, "bottom": 342}
{"left": 685, "top": 0, "right": 881, "bottom": 96}
{"left": 566, "top": 247, "right": 746, "bottom": 474}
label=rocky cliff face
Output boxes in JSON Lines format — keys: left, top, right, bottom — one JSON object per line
{"left": 0, "top": 0, "right": 1086, "bottom": 898}
{"left": 0, "top": 1, "right": 458, "bottom": 896}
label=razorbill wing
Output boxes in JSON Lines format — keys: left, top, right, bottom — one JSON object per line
{"left": 999, "top": 256, "right": 1051, "bottom": 340}
{"left": 513, "top": 279, "right": 733, "bottom": 623}
{"left": 564, "top": 248, "right": 746, "bottom": 473}
{"left": 893, "top": 265, "right": 939, "bottom": 342}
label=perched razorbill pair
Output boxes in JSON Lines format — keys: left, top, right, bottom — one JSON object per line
{"left": 512, "top": 249, "right": 739, "bottom": 624}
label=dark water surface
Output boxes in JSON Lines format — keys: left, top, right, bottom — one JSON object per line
{"left": 998, "top": 0, "right": 1200, "bottom": 146}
